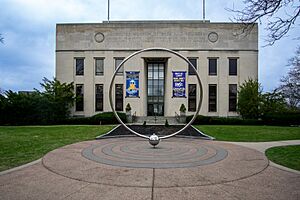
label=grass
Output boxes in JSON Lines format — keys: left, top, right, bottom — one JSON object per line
{"left": 1, "top": 125, "right": 300, "bottom": 172}
{"left": 0, "top": 125, "right": 114, "bottom": 172}
{"left": 266, "top": 145, "right": 300, "bottom": 171}
{"left": 195, "top": 125, "right": 300, "bottom": 142}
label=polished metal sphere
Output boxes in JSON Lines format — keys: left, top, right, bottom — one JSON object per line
{"left": 149, "top": 133, "right": 160, "bottom": 147}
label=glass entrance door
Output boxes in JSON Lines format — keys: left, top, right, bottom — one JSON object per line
{"left": 147, "top": 63, "right": 164, "bottom": 116}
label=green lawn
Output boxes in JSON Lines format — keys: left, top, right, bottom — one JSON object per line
{"left": 0, "top": 125, "right": 114, "bottom": 171}
{"left": 195, "top": 125, "right": 300, "bottom": 142}
{"left": 1, "top": 125, "right": 300, "bottom": 172}
{"left": 266, "top": 145, "right": 300, "bottom": 171}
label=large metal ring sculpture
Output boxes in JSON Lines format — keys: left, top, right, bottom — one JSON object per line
{"left": 109, "top": 47, "right": 203, "bottom": 146}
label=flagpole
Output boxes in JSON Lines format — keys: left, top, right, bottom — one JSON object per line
{"left": 203, "top": 0, "right": 205, "bottom": 20}
{"left": 108, "top": 0, "right": 110, "bottom": 22}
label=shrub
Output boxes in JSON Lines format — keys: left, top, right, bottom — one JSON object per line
{"left": 179, "top": 104, "right": 186, "bottom": 112}
{"left": 62, "top": 117, "right": 91, "bottom": 125}
{"left": 63, "top": 112, "right": 127, "bottom": 125}
{"left": 90, "top": 112, "right": 127, "bottom": 125}
{"left": 186, "top": 113, "right": 300, "bottom": 126}
{"left": 186, "top": 115, "right": 262, "bottom": 125}
{"left": 165, "top": 119, "right": 170, "bottom": 127}
{"left": 262, "top": 111, "right": 300, "bottom": 126}
{"left": 125, "top": 103, "right": 131, "bottom": 112}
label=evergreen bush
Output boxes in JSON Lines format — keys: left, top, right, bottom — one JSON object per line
{"left": 165, "top": 119, "right": 170, "bottom": 127}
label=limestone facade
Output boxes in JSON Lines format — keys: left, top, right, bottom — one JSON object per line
{"left": 56, "top": 21, "right": 258, "bottom": 117}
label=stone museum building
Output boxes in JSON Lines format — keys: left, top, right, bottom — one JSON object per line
{"left": 55, "top": 20, "right": 258, "bottom": 118}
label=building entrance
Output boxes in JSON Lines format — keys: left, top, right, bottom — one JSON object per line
{"left": 147, "top": 63, "right": 164, "bottom": 116}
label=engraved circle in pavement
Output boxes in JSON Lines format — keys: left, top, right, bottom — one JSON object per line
{"left": 82, "top": 141, "right": 228, "bottom": 168}
{"left": 94, "top": 32, "right": 105, "bottom": 43}
{"left": 119, "top": 145, "right": 197, "bottom": 158}
{"left": 103, "top": 143, "right": 207, "bottom": 160}
{"left": 208, "top": 32, "right": 218, "bottom": 43}
{"left": 118, "top": 142, "right": 195, "bottom": 156}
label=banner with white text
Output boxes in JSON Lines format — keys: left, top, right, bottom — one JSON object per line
{"left": 172, "top": 71, "right": 186, "bottom": 97}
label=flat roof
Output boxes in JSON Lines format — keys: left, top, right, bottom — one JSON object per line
{"left": 56, "top": 20, "right": 256, "bottom": 25}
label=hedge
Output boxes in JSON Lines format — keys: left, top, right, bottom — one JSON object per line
{"left": 186, "top": 112, "right": 300, "bottom": 126}
{"left": 63, "top": 112, "right": 127, "bottom": 125}
{"left": 186, "top": 115, "right": 261, "bottom": 125}
{"left": 262, "top": 111, "right": 300, "bottom": 126}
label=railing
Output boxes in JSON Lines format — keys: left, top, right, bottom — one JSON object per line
{"left": 175, "top": 112, "right": 180, "bottom": 123}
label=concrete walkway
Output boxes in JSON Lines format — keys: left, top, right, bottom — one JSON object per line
{"left": 228, "top": 140, "right": 300, "bottom": 153}
{"left": 227, "top": 140, "right": 300, "bottom": 174}
{"left": 0, "top": 138, "right": 299, "bottom": 200}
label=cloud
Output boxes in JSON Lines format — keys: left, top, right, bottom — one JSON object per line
{"left": 259, "top": 29, "right": 299, "bottom": 91}
{"left": 0, "top": 0, "right": 299, "bottom": 92}
{"left": 3, "top": 0, "right": 104, "bottom": 23}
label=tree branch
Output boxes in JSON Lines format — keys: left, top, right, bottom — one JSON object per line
{"left": 0, "top": 34, "right": 4, "bottom": 44}
{"left": 227, "top": 0, "right": 300, "bottom": 46}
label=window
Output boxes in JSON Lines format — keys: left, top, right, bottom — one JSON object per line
{"left": 229, "top": 84, "right": 237, "bottom": 111}
{"left": 208, "top": 84, "right": 217, "bottom": 112}
{"left": 75, "top": 58, "right": 84, "bottom": 76}
{"left": 95, "top": 58, "right": 104, "bottom": 76}
{"left": 115, "top": 84, "right": 123, "bottom": 111}
{"left": 229, "top": 58, "right": 237, "bottom": 76}
{"left": 208, "top": 58, "right": 217, "bottom": 75}
{"left": 95, "top": 84, "right": 103, "bottom": 111}
{"left": 188, "top": 58, "right": 197, "bottom": 75}
{"left": 75, "top": 84, "right": 84, "bottom": 111}
{"left": 188, "top": 84, "right": 197, "bottom": 111}
{"left": 115, "top": 58, "right": 124, "bottom": 75}
{"left": 147, "top": 63, "right": 165, "bottom": 116}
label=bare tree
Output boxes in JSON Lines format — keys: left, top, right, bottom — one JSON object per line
{"left": 0, "top": 34, "right": 3, "bottom": 44}
{"left": 278, "top": 46, "right": 300, "bottom": 108}
{"left": 228, "top": 0, "right": 300, "bottom": 45}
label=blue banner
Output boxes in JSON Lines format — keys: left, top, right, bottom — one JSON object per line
{"left": 126, "top": 71, "right": 139, "bottom": 97}
{"left": 173, "top": 71, "right": 186, "bottom": 97}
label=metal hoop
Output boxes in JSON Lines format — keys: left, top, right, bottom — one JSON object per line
{"left": 109, "top": 47, "right": 203, "bottom": 140}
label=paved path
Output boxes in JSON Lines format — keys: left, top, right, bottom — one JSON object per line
{"left": 228, "top": 140, "right": 300, "bottom": 153}
{"left": 227, "top": 140, "right": 300, "bottom": 174}
{"left": 0, "top": 138, "right": 299, "bottom": 200}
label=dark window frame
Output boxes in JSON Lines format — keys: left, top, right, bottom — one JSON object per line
{"left": 208, "top": 58, "right": 217, "bottom": 76}
{"left": 95, "top": 84, "right": 103, "bottom": 111}
{"left": 188, "top": 84, "right": 197, "bottom": 112}
{"left": 114, "top": 57, "right": 125, "bottom": 75}
{"left": 208, "top": 84, "right": 217, "bottom": 112}
{"left": 188, "top": 58, "right": 198, "bottom": 75}
{"left": 95, "top": 58, "right": 104, "bottom": 76}
{"left": 147, "top": 63, "right": 165, "bottom": 116}
{"left": 115, "top": 84, "right": 123, "bottom": 111}
{"left": 229, "top": 58, "right": 238, "bottom": 76}
{"left": 229, "top": 84, "right": 237, "bottom": 112}
{"left": 75, "top": 58, "right": 84, "bottom": 76}
{"left": 75, "top": 84, "right": 84, "bottom": 111}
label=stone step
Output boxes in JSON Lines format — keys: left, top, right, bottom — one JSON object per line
{"left": 96, "top": 124, "right": 214, "bottom": 140}
{"left": 133, "top": 116, "right": 182, "bottom": 125}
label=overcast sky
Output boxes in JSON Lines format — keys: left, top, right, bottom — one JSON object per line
{"left": 0, "top": 0, "right": 299, "bottom": 92}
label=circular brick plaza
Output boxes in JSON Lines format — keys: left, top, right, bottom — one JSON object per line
{"left": 42, "top": 137, "right": 269, "bottom": 187}
{"left": 81, "top": 139, "right": 228, "bottom": 168}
